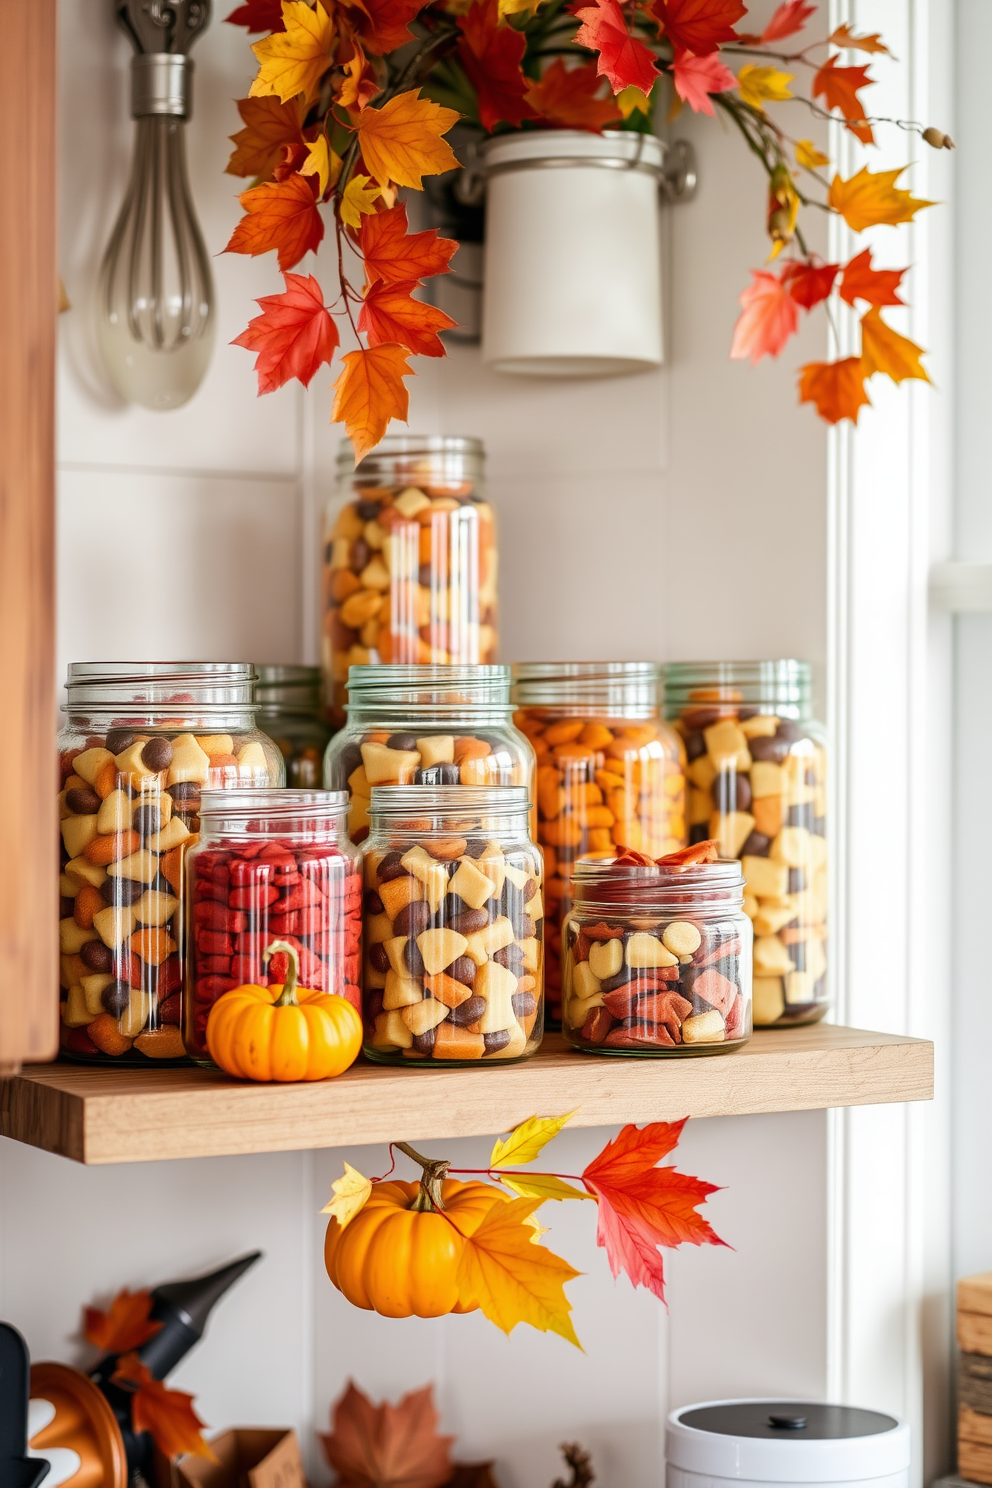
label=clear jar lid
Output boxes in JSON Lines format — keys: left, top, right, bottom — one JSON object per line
{"left": 337, "top": 434, "right": 485, "bottom": 487}
{"left": 572, "top": 857, "right": 744, "bottom": 913}
{"left": 198, "top": 787, "right": 349, "bottom": 839}
{"left": 369, "top": 784, "right": 530, "bottom": 826}
{"left": 65, "top": 662, "right": 257, "bottom": 717}
{"left": 664, "top": 661, "right": 812, "bottom": 719}
{"left": 512, "top": 661, "right": 659, "bottom": 715}
{"left": 255, "top": 664, "right": 322, "bottom": 713}
{"left": 347, "top": 664, "right": 512, "bottom": 712}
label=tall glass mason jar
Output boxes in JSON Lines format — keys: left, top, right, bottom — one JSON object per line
{"left": 321, "top": 436, "right": 498, "bottom": 724}
{"left": 254, "top": 664, "right": 332, "bottom": 787}
{"left": 664, "top": 661, "right": 828, "bottom": 1027}
{"left": 511, "top": 662, "right": 686, "bottom": 1022}
{"left": 325, "top": 664, "right": 534, "bottom": 844}
{"left": 561, "top": 857, "right": 752, "bottom": 1054}
{"left": 57, "top": 664, "right": 284, "bottom": 1063}
{"left": 363, "top": 785, "right": 543, "bottom": 1065}
{"left": 184, "top": 788, "right": 362, "bottom": 1064}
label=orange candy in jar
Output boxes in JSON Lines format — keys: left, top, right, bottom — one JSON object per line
{"left": 321, "top": 435, "right": 497, "bottom": 725}
{"left": 512, "top": 663, "right": 686, "bottom": 1021}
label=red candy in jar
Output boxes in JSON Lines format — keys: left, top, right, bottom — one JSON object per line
{"left": 184, "top": 789, "right": 362, "bottom": 1065}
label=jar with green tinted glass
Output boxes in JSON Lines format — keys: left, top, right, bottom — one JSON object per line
{"left": 664, "top": 661, "right": 827, "bottom": 1027}
{"left": 254, "top": 665, "right": 332, "bottom": 788}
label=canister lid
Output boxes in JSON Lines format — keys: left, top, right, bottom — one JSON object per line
{"left": 666, "top": 1401, "right": 909, "bottom": 1482}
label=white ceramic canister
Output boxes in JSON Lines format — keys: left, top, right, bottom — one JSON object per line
{"left": 666, "top": 1401, "right": 911, "bottom": 1488}
{"left": 480, "top": 129, "right": 665, "bottom": 377}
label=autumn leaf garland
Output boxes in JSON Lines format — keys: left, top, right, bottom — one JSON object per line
{"left": 323, "top": 1112, "right": 725, "bottom": 1345}
{"left": 224, "top": 0, "right": 951, "bottom": 437}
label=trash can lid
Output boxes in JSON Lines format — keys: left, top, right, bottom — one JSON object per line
{"left": 666, "top": 1401, "right": 910, "bottom": 1482}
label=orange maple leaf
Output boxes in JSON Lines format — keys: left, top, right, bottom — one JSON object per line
{"left": 524, "top": 58, "right": 621, "bottom": 130}
{"left": 581, "top": 1119, "right": 726, "bottom": 1304}
{"left": 234, "top": 272, "right": 340, "bottom": 393}
{"left": 112, "top": 1353, "right": 216, "bottom": 1462}
{"left": 354, "top": 90, "right": 459, "bottom": 190}
{"left": 812, "top": 56, "right": 874, "bottom": 144}
{"left": 838, "top": 248, "right": 905, "bottom": 308}
{"left": 729, "top": 269, "right": 799, "bottom": 364}
{"left": 455, "top": 1195, "right": 581, "bottom": 1346}
{"left": 573, "top": 0, "right": 659, "bottom": 96}
{"left": 860, "top": 307, "right": 929, "bottom": 385}
{"left": 358, "top": 280, "right": 456, "bottom": 357}
{"left": 651, "top": 0, "right": 746, "bottom": 55}
{"left": 829, "top": 22, "right": 890, "bottom": 55}
{"left": 337, "top": 41, "right": 381, "bottom": 111}
{"left": 226, "top": 172, "right": 325, "bottom": 270}
{"left": 332, "top": 344, "right": 414, "bottom": 462}
{"left": 358, "top": 204, "right": 458, "bottom": 287}
{"left": 457, "top": 0, "right": 536, "bottom": 132}
{"left": 226, "top": 95, "right": 306, "bottom": 180}
{"left": 828, "top": 166, "right": 934, "bottom": 233}
{"left": 320, "top": 1381, "right": 455, "bottom": 1488}
{"left": 798, "top": 357, "right": 871, "bottom": 423}
{"left": 83, "top": 1289, "right": 163, "bottom": 1354}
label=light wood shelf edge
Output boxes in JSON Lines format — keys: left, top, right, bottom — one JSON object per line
{"left": 0, "top": 1026, "right": 934, "bottom": 1166}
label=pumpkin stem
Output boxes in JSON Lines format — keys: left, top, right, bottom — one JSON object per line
{"left": 263, "top": 940, "right": 300, "bottom": 1008}
{"left": 396, "top": 1141, "right": 451, "bottom": 1212}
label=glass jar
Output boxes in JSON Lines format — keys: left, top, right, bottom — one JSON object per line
{"left": 184, "top": 789, "right": 362, "bottom": 1064}
{"left": 321, "top": 435, "right": 498, "bottom": 724}
{"left": 561, "top": 857, "right": 752, "bottom": 1054}
{"left": 363, "top": 785, "right": 543, "bottom": 1065}
{"left": 254, "top": 664, "right": 332, "bottom": 787}
{"left": 57, "top": 663, "right": 284, "bottom": 1064}
{"left": 511, "top": 662, "right": 686, "bottom": 1022}
{"left": 664, "top": 661, "right": 828, "bottom": 1027}
{"left": 325, "top": 664, "right": 535, "bottom": 845}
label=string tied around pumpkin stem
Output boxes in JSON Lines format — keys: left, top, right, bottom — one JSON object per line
{"left": 395, "top": 1141, "right": 451, "bottom": 1213}
{"left": 263, "top": 940, "right": 300, "bottom": 1008}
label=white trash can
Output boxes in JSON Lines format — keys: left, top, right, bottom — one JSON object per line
{"left": 666, "top": 1401, "right": 911, "bottom": 1488}
{"left": 480, "top": 129, "right": 665, "bottom": 378}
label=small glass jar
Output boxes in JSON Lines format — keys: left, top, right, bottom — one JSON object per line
{"left": 325, "top": 664, "right": 535, "bottom": 844}
{"left": 321, "top": 435, "right": 498, "bottom": 724}
{"left": 57, "top": 664, "right": 284, "bottom": 1064}
{"left": 511, "top": 662, "right": 686, "bottom": 1022}
{"left": 362, "top": 785, "right": 543, "bottom": 1065}
{"left": 254, "top": 665, "right": 332, "bottom": 787}
{"left": 664, "top": 661, "right": 828, "bottom": 1027}
{"left": 561, "top": 857, "right": 752, "bottom": 1054}
{"left": 184, "top": 789, "right": 362, "bottom": 1064}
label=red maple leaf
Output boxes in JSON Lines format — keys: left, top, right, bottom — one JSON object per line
{"left": 226, "top": 0, "right": 285, "bottom": 30}
{"left": 582, "top": 1119, "right": 726, "bottom": 1304}
{"left": 112, "top": 1354, "right": 215, "bottom": 1461}
{"left": 729, "top": 269, "right": 800, "bottom": 364}
{"left": 524, "top": 57, "right": 621, "bottom": 129}
{"left": 457, "top": 0, "right": 536, "bottom": 130}
{"left": 83, "top": 1289, "right": 163, "bottom": 1354}
{"left": 358, "top": 204, "right": 458, "bottom": 287}
{"left": 343, "top": 0, "right": 426, "bottom": 55}
{"left": 781, "top": 260, "right": 839, "bottom": 309}
{"left": 358, "top": 279, "right": 456, "bottom": 357}
{"left": 671, "top": 47, "right": 736, "bottom": 114}
{"left": 573, "top": 0, "right": 658, "bottom": 96}
{"left": 812, "top": 56, "right": 875, "bottom": 144}
{"left": 759, "top": 0, "right": 814, "bottom": 42}
{"left": 225, "top": 173, "right": 324, "bottom": 272}
{"left": 233, "top": 272, "right": 340, "bottom": 393}
{"left": 838, "top": 247, "right": 905, "bottom": 308}
{"left": 652, "top": 0, "right": 745, "bottom": 55}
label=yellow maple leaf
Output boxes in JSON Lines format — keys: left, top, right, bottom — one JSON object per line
{"left": 338, "top": 173, "right": 381, "bottom": 229}
{"left": 456, "top": 1196, "right": 582, "bottom": 1348}
{"left": 860, "top": 308, "right": 930, "bottom": 385}
{"left": 500, "top": 1173, "right": 593, "bottom": 1203}
{"left": 795, "top": 138, "right": 829, "bottom": 169}
{"left": 300, "top": 135, "right": 342, "bottom": 196}
{"left": 355, "top": 90, "right": 460, "bottom": 190}
{"left": 737, "top": 64, "right": 794, "bottom": 110}
{"left": 489, "top": 1111, "right": 576, "bottom": 1169}
{"left": 828, "top": 165, "right": 935, "bottom": 233}
{"left": 250, "top": 0, "right": 335, "bottom": 105}
{"left": 617, "top": 84, "right": 653, "bottom": 118}
{"left": 320, "top": 1162, "right": 373, "bottom": 1228}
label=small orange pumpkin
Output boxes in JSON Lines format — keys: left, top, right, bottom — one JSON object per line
{"left": 324, "top": 1170, "right": 508, "bottom": 1318}
{"left": 206, "top": 939, "right": 362, "bottom": 1082}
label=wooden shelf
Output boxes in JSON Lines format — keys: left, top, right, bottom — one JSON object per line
{"left": 0, "top": 1025, "right": 933, "bottom": 1165}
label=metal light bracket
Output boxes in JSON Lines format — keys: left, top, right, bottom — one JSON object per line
{"left": 115, "top": 0, "right": 211, "bottom": 57}
{"left": 659, "top": 140, "right": 698, "bottom": 203}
